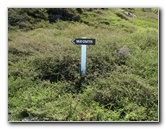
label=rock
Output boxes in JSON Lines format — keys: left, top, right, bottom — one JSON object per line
{"left": 124, "top": 11, "right": 137, "bottom": 18}
{"left": 114, "top": 48, "right": 132, "bottom": 65}
{"left": 114, "top": 48, "right": 132, "bottom": 58}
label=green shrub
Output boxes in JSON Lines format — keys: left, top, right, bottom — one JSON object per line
{"left": 8, "top": 8, "right": 158, "bottom": 121}
{"left": 32, "top": 55, "right": 80, "bottom": 82}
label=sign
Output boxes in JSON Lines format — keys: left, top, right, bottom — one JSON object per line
{"left": 71, "top": 38, "right": 95, "bottom": 45}
{"left": 71, "top": 37, "right": 96, "bottom": 78}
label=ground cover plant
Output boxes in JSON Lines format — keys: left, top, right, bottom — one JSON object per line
{"left": 8, "top": 8, "right": 158, "bottom": 121}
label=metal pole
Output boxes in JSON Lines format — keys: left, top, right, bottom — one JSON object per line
{"left": 81, "top": 37, "right": 86, "bottom": 77}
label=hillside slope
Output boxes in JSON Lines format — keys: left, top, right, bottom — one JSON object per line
{"left": 8, "top": 8, "right": 158, "bottom": 121}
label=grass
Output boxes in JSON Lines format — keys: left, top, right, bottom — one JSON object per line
{"left": 8, "top": 8, "right": 158, "bottom": 121}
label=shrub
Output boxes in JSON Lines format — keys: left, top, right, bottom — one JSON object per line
{"left": 32, "top": 55, "right": 80, "bottom": 82}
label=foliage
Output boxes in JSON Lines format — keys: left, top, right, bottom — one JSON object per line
{"left": 8, "top": 8, "right": 158, "bottom": 121}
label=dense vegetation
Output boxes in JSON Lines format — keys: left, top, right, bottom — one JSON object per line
{"left": 8, "top": 8, "right": 158, "bottom": 121}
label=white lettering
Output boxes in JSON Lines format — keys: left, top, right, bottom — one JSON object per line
{"left": 76, "top": 39, "right": 93, "bottom": 44}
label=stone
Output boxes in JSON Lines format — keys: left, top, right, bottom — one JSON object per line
{"left": 124, "top": 11, "right": 137, "bottom": 18}
{"left": 114, "top": 48, "right": 132, "bottom": 58}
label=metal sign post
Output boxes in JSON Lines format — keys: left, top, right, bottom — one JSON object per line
{"left": 81, "top": 37, "right": 87, "bottom": 77}
{"left": 71, "top": 37, "right": 95, "bottom": 78}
